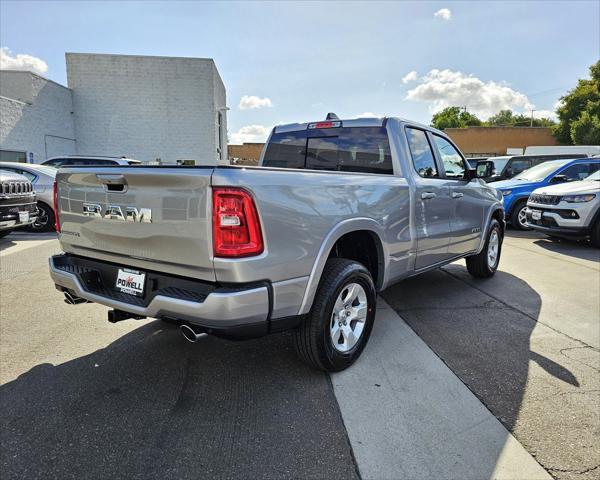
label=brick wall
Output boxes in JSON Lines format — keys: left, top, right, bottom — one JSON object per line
{"left": 228, "top": 143, "right": 265, "bottom": 165}
{"left": 0, "top": 71, "right": 76, "bottom": 162}
{"left": 445, "top": 127, "right": 561, "bottom": 156}
{"left": 66, "top": 53, "right": 226, "bottom": 164}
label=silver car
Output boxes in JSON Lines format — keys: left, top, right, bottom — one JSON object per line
{"left": 42, "top": 156, "right": 142, "bottom": 168}
{"left": 0, "top": 163, "right": 57, "bottom": 231}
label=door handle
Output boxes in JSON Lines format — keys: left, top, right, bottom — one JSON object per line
{"left": 421, "top": 192, "right": 436, "bottom": 200}
{"left": 97, "top": 174, "right": 127, "bottom": 192}
{"left": 452, "top": 192, "right": 464, "bottom": 199}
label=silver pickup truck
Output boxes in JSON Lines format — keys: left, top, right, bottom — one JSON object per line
{"left": 49, "top": 116, "right": 504, "bottom": 371}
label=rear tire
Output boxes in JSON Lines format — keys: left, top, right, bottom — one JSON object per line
{"left": 510, "top": 201, "right": 531, "bottom": 230}
{"left": 466, "top": 219, "right": 503, "bottom": 278}
{"left": 591, "top": 220, "right": 600, "bottom": 248}
{"left": 294, "top": 258, "right": 376, "bottom": 372}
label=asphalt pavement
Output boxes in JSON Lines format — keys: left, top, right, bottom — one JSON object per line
{"left": 0, "top": 230, "right": 598, "bottom": 480}
{"left": 0, "top": 234, "right": 358, "bottom": 480}
{"left": 383, "top": 231, "right": 600, "bottom": 480}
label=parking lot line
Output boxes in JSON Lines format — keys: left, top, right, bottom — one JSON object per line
{"left": 331, "top": 299, "right": 551, "bottom": 480}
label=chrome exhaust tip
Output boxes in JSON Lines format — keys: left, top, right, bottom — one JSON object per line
{"left": 180, "top": 324, "right": 208, "bottom": 343}
{"left": 64, "top": 290, "right": 88, "bottom": 305}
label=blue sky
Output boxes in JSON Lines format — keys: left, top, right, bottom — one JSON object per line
{"left": 1, "top": 1, "right": 599, "bottom": 143}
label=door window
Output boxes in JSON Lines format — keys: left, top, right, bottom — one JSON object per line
{"left": 507, "top": 159, "right": 531, "bottom": 177}
{"left": 405, "top": 128, "right": 438, "bottom": 178}
{"left": 559, "top": 163, "right": 595, "bottom": 181}
{"left": 432, "top": 135, "right": 466, "bottom": 179}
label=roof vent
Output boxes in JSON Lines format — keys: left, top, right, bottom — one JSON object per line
{"left": 326, "top": 112, "right": 339, "bottom": 120}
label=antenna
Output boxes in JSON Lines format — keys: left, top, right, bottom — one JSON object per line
{"left": 326, "top": 113, "right": 339, "bottom": 120}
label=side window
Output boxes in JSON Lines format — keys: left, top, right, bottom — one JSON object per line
{"left": 559, "top": 163, "right": 593, "bottom": 181}
{"left": 588, "top": 163, "right": 600, "bottom": 175}
{"left": 432, "top": 135, "right": 466, "bottom": 179}
{"left": 406, "top": 128, "right": 438, "bottom": 178}
{"left": 507, "top": 159, "right": 531, "bottom": 177}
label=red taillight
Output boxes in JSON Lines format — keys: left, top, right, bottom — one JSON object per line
{"left": 53, "top": 180, "right": 60, "bottom": 232}
{"left": 212, "top": 187, "right": 263, "bottom": 258}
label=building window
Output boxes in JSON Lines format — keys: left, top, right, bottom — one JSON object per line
{"left": 0, "top": 150, "right": 27, "bottom": 163}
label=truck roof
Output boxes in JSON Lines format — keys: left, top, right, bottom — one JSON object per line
{"left": 273, "top": 116, "right": 441, "bottom": 135}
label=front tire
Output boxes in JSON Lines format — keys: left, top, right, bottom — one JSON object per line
{"left": 466, "top": 219, "right": 503, "bottom": 278}
{"left": 294, "top": 258, "right": 376, "bottom": 372}
{"left": 510, "top": 201, "right": 531, "bottom": 230}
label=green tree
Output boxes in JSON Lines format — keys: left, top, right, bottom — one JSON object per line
{"left": 553, "top": 60, "right": 600, "bottom": 145}
{"left": 570, "top": 110, "right": 600, "bottom": 144}
{"left": 487, "top": 109, "right": 514, "bottom": 126}
{"left": 486, "top": 109, "right": 555, "bottom": 127}
{"left": 431, "top": 106, "right": 481, "bottom": 130}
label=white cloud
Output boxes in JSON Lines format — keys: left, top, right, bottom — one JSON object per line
{"left": 434, "top": 8, "right": 452, "bottom": 21}
{"left": 532, "top": 109, "right": 558, "bottom": 121}
{"left": 356, "top": 112, "right": 382, "bottom": 118}
{"left": 230, "top": 125, "right": 270, "bottom": 144}
{"left": 238, "top": 95, "right": 273, "bottom": 110}
{"left": 402, "top": 70, "right": 418, "bottom": 84}
{"left": 405, "top": 68, "right": 535, "bottom": 119}
{"left": 0, "top": 47, "right": 48, "bottom": 75}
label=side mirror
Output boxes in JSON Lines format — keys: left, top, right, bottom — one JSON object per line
{"left": 551, "top": 174, "right": 569, "bottom": 184}
{"left": 476, "top": 160, "right": 494, "bottom": 178}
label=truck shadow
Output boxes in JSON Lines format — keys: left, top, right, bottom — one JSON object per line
{"left": 0, "top": 325, "right": 358, "bottom": 480}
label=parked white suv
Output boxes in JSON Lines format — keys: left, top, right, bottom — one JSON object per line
{"left": 526, "top": 170, "right": 600, "bottom": 247}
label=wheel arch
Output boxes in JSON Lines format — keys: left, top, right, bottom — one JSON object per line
{"left": 297, "top": 218, "right": 388, "bottom": 315}
{"left": 475, "top": 204, "right": 505, "bottom": 254}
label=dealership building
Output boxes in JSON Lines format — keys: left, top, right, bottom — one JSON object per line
{"left": 0, "top": 53, "right": 228, "bottom": 165}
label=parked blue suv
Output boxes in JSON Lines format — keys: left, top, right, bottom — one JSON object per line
{"left": 494, "top": 158, "right": 600, "bottom": 229}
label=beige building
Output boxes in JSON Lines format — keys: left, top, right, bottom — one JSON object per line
{"left": 228, "top": 142, "right": 264, "bottom": 165}
{"left": 445, "top": 127, "right": 561, "bottom": 157}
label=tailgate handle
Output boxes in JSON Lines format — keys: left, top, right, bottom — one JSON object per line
{"left": 97, "top": 174, "right": 127, "bottom": 192}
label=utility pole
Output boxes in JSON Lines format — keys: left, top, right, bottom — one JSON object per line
{"left": 530, "top": 109, "right": 535, "bottom": 127}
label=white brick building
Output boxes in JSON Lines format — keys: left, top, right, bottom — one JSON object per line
{"left": 0, "top": 53, "right": 227, "bottom": 165}
{"left": 0, "top": 70, "right": 76, "bottom": 163}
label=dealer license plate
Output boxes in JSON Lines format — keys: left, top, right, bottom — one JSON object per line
{"left": 115, "top": 268, "right": 146, "bottom": 297}
{"left": 531, "top": 210, "right": 542, "bottom": 221}
{"left": 18, "top": 211, "right": 29, "bottom": 223}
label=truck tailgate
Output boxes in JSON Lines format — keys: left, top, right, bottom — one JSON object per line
{"left": 56, "top": 167, "right": 216, "bottom": 282}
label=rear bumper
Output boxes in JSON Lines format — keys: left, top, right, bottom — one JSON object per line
{"left": 49, "top": 254, "right": 270, "bottom": 331}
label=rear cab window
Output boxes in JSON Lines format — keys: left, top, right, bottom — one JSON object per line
{"left": 263, "top": 126, "right": 393, "bottom": 174}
